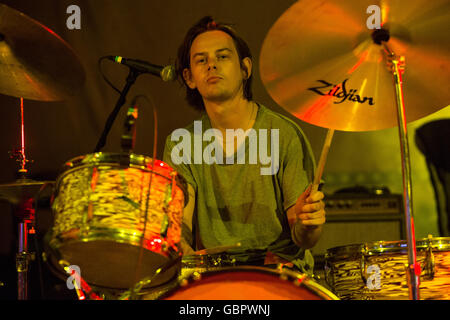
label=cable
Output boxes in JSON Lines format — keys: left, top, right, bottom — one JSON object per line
{"left": 128, "top": 94, "right": 159, "bottom": 300}
{"left": 98, "top": 56, "right": 121, "bottom": 94}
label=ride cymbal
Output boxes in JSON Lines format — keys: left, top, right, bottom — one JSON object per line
{"left": 0, "top": 4, "right": 85, "bottom": 101}
{"left": 259, "top": 0, "right": 450, "bottom": 131}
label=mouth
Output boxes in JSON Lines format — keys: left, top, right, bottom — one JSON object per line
{"left": 207, "top": 76, "right": 222, "bottom": 83}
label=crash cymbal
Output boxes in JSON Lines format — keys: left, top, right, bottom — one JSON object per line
{"left": 0, "top": 178, "right": 53, "bottom": 205}
{"left": 0, "top": 4, "right": 85, "bottom": 101}
{"left": 259, "top": 0, "right": 450, "bottom": 131}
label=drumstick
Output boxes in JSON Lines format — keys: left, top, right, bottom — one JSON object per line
{"left": 194, "top": 242, "right": 241, "bottom": 255}
{"left": 311, "top": 129, "right": 334, "bottom": 194}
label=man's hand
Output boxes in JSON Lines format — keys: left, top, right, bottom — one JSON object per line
{"left": 288, "top": 184, "right": 326, "bottom": 249}
{"left": 294, "top": 185, "right": 326, "bottom": 228}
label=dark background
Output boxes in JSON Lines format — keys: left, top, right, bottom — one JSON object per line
{"left": 0, "top": 0, "right": 448, "bottom": 300}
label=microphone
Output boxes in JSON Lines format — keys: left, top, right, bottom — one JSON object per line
{"left": 121, "top": 97, "right": 138, "bottom": 152}
{"left": 109, "top": 56, "right": 176, "bottom": 82}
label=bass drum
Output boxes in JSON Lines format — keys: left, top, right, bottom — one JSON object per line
{"left": 157, "top": 266, "right": 339, "bottom": 300}
{"left": 46, "top": 153, "right": 187, "bottom": 290}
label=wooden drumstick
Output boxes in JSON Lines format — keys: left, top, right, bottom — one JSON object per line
{"left": 311, "top": 129, "right": 334, "bottom": 194}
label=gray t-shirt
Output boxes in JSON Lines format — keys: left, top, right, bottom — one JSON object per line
{"left": 163, "top": 103, "right": 316, "bottom": 274}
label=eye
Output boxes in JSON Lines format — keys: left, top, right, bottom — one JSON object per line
{"left": 218, "top": 54, "right": 229, "bottom": 60}
{"left": 195, "top": 57, "right": 206, "bottom": 64}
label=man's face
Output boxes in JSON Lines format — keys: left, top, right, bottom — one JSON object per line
{"left": 183, "top": 30, "right": 251, "bottom": 104}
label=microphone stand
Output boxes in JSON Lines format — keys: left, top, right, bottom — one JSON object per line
{"left": 94, "top": 68, "right": 142, "bottom": 153}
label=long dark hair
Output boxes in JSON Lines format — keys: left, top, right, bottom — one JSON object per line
{"left": 176, "top": 16, "right": 253, "bottom": 111}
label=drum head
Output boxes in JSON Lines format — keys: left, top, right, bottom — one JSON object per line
{"left": 159, "top": 266, "right": 339, "bottom": 300}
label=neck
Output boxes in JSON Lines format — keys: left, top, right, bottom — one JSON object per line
{"left": 204, "top": 96, "right": 256, "bottom": 132}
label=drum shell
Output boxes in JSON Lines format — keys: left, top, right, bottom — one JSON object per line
{"left": 47, "top": 153, "right": 186, "bottom": 289}
{"left": 325, "top": 237, "right": 450, "bottom": 300}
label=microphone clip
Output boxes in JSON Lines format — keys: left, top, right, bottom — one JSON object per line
{"left": 121, "top": 104, "right": 138, "bottom": 153}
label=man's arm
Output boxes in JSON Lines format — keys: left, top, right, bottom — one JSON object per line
{"left": 286, "top": 185, "right": 326, "bottom": 249}
{"left": 179, "top": 183, "right": 196, "bottom": 255}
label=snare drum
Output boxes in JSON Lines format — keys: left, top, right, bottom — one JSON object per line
{"left": 159, "top": 266, "right": 339, "bottom": 300}
{"left": 47, "top": 153, "right": 187, "bottom": 289}
{"left": 325, "top": 237, "right": 450, "bottom": 300}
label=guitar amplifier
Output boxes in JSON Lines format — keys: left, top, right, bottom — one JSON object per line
{"left": 311, "top": 192, "right": 405, "bottom": 258}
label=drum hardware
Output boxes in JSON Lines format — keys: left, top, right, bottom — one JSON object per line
{"left": 423, "top": 235, "right": 435, "bottom": 281}
{"left": 323, "top": 260, "right": 334, "bottom": 291}
{"left": 1, "top": 98, "right": 54, "bottom": 300}
{"left": 47, "top": 153, "right": 186, "bottom": 293}
{"left": 93, "top": 60, "right": 138, "bottom": 152}
{"left": 325, "top": 237, "right": 450, "bottom": 300}
{"left": 94, "top": 55, "right": 170, "bottom": 153}
{"left": 120, "top": 254, "right": 183, "bottom": 300}
{"left": 260, "top": 0, "right": 449, "bottom": 299}
{"left": 59, "top": 260, "right": 102, "bottom": 300}
{"left": 0, "top": 4, "right": 86, "bottom": 299}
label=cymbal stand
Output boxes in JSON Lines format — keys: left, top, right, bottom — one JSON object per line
{"left": 15, "top": 199, "right": 35, "bottom": 300}
{"left": 10, "top": 97, "right": 35, "bottom": 300}
{"left": 382, "top": 43, "right": 420, "bottom": 300}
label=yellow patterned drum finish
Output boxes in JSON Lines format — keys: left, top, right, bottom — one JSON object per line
{"left": 325, "top": 237, "right": 450, "bottom": 300}
{"left": 48, "top": 153, "right": 186, "bottom": 290}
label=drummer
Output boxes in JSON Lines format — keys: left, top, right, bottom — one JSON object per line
{"left": 163, "top": 16, "right": 326, "bottom": 275}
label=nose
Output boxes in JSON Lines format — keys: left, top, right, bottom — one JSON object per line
{"left": 207, "top": 57, "right": 217, "bottom": 70}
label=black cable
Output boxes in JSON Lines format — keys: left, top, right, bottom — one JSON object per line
{"left": 98, "top": 56, "right": 121, "bottom": 94}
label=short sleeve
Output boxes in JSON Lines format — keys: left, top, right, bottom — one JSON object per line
{"left": 163, "top": 135, "right": 197, "bottom": 193}
{"left": 280, "top": 125, "right": 316, "bottom": 211}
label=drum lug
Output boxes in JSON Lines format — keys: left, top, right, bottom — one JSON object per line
{"left": 423, "top": 235, "right": 435, "bottom": 280}
{"left": 324, "top": 256, "right": 334, "bottom": 289}
{"left": 192, "top": 271, "right": 202, "bottom": 282}
{"left": 360, "top": 244, "right": 368, "bottom": 285}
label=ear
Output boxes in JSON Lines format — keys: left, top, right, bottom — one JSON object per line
{"left": 241, "top": 57, "right": 252, "bottom": 80}
{"left": 183, "top": 68, "right": 196, "bottom": 89}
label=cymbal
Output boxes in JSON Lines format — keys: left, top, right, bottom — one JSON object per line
{"left": 0, "top": 179, "right": 54, "bottom": 205}
{"left": 0, "top": 4, "right": 85, "bottom": 101}
{"left": 259, "top": 0, "right": 450, "bottom": 131}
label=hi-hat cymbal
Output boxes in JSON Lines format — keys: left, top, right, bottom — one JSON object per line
{"left": 0, "top": 179, "right": 53, "bottom": 205}
{"left": 0, "top": 4, "right": 85, "bottom": 101}
{"left": 260, "top": 0, "right": 450, "bottom": 131}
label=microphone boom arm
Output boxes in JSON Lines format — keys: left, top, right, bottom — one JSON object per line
{"left": 94, "top": 68, "right": 141, "bottom": 153}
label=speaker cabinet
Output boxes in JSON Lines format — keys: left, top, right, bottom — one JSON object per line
{"left": 311, "top": 193, "right": 405, "bottom": 258}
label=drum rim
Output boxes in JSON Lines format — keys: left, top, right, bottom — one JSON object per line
{"left": 62, "top": 152, "right": 170, "bottom": 171}
{"left": 157, "top": 265, "right": 340, "bottom": 300}
{"left": 48, "top": 226, "right": 179, "bottom": 258}
{"left": 53, "top": 152, "right": 188, "bottom": 205}
{"left": 325, "top": 237, "right": 450, "bottom": 258}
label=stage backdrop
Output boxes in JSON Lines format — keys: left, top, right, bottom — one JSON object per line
{"left": 0, "top": 0, "right": 448, "bottom": 260}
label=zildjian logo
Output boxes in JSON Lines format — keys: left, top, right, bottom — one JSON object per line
{"left": 308, "top": 79, "right": 375, "bottom": 105}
